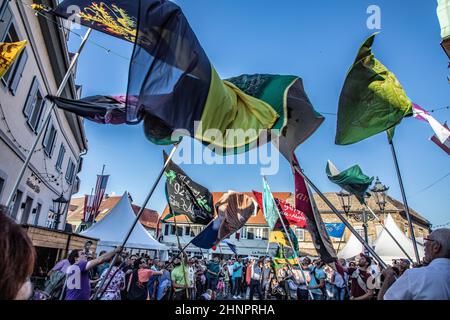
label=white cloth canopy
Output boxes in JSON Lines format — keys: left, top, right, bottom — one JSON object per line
{"left": 438, "top": 0, "right": 450, "bottom": 38}
{"left": 337, "top": 232, "right": 364, "bottom": 260}
{"left": 81, "top": 192, "right": 169, "bottom": 253}
{"left": 373, "top": 214, "right": 425, "bottom": 264}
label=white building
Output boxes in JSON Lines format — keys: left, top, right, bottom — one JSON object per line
{"left": 0, "top": 0, "right": 87, "bottom": 231}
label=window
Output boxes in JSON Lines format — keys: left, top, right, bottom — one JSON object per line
{"left": 184, "top": 226, "right": 190, "bottom": 236}
{"left": 253, "top": 227, "right": 269, "bottom": 240}
{"left": 43, "top": 122, "right": 57, "bottom": 157}
{"left": 247, "top": 227, "right": 255, "bottom": 240}
{"left": 1, "top": 7, "right": 28, "bottom": 94}
{"left": 240, "top": 227, "right": 248, "bottom": 240}
{"left": 65, "top": 159, "right": 75, "bottom": 183}
{"left": 55, "top": 144, "right": 66, "bottom": 171}
{"left": 33, "top": 203, "right": 42, "bottom": 226}
{"left": 295, "top": 228, "right": 305, "bottom": 242}
{"left": 164, "top": 224, "right": 170, "bottom": 236}
{"left": 23, "top": 77, "right": 45, "bottom": 132}
{"left": 176, "top": 226, "right": 183, "bottom": 237}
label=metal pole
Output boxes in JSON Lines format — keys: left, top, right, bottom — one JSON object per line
{"left": 173, "top": 214, "right": 190, "bottom": 299}
{"left": 5, "top": 28, "right": 93, "bottom": 209}
{"left": 292, "top": 165, "right": 388, "bottom": 269}
{"left": 93, "top": 144, "right": 179, "bottom": 300}
{"left": 365, "top": 205, "right": 414, "bottom": 263}
{"left": 263, "top": 176, "right": 314, "bottom": 300}
{"left": 389, "top": 140, "right": 421, "bottom": 264}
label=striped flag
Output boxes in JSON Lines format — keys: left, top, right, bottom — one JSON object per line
{"left": 412, "top": 103, "right": 450, "bottom": 144}
{"left": 431, "top": 123, "right": 450, "bottom": 155}
{"left": 83, "top": 194, "right": 95, "bottom": 222}
{"left": 91, "top": 174, "right": 109, "bottom": 221}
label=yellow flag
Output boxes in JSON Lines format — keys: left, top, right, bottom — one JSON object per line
{"left": 269, "top": 231, "right": 290, "bottom": 247}
{"left": 0, "top": 40, "right": 27, "bottom": 78}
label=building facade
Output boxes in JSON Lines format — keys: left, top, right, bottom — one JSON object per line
{"left": 161, "top": 191, "right": 431, "bottom": 259}
{"left": 0, "top": 0, "right": 87, "bottom": 231}
{"left": 67, "top": 194, "right": 161, "bottom": 237}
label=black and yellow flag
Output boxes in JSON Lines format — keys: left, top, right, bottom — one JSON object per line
{"left": 0, "top": 40, "right": 27, "bottom": 78}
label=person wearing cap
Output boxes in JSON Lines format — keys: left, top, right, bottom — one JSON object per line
{"left": 231, "top": 258, "right": 244, "bottom": 299}
{"left": 381, "top": 228, "right": 450, "bottom": 300}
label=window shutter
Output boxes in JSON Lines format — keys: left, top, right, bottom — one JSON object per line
{"left": 23, "top": 76, "right": 38, "bottom": 118}
{"left": 9, "top": 49, "right": 28, "bottom": 95}
{"left": 0, "top": 5, "right": 12, "bottom": 41}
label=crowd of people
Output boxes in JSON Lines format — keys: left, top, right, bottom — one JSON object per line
{"left": 1, "top": 205, "right": 450, "bottom": 300}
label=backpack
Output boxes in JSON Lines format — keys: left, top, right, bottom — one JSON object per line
{"left": 43, "top": 270, "right": 67, "bottom": 300}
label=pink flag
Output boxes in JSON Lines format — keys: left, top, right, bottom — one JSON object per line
{"left": 413, "top": 103, "right": 450, "bottom": 144}
{"left": 430, "top": 123, "right": 450, "bottom": 156}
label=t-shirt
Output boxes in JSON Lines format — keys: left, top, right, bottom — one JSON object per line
{"left": 65, "top": 261, "right": 90, "bottom": 300}
{"left": 171, "top": 264, "right": 191, "bottom": 292}
{"left": 138, "top": 269, "right": 155, "bottom": 283}
{"left": 232, "top": 262, "right": 243, "bottom": 278}
{"left": 207, "top": 262, "right": 220, "bottom": 279}
{"left": 308, "top": 266, "right": 326, "bottom": 296}
{"left": 51, "top": 259, "right": 71, "bottom": 274}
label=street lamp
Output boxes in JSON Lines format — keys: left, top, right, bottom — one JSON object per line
{"left": 370, "top": 177, "right": 389, "bottom": 214}
{"left": 336, "top": 189, "right": 352, "bottom": 214}
{"left": 52, "top": 193, "right": 68, "bottom": 230}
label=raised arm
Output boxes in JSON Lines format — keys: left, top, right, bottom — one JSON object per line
{"left": 86, "top": 246, "right": 122, "bottom": 271}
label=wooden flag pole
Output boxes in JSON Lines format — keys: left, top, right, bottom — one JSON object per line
{"left": 364, "top": 204, "right": 414, "bottom": 264}
{"left": 292, "top": 165, "right": 388, "bottom": 269}
{"left": 5, "top": 28, "right": 93, "bottom": 209}
{"left": 93, "top": 143, "right": 180, "bottom": 300}
{"left": 263, "top": 176, "right": 314, "bottom": 300}
{"left": 389, "top": 140, "right": 421, "bottom": 264}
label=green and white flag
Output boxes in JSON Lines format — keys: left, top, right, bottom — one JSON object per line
{"left": 335, "top": 33, "right": 413, "bottom": 145}
{"left": 326, "top": 160, "right": 374, "bottom": 204}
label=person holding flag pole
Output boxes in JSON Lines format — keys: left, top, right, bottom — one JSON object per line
{"left": 93, "top": 143, "right": 181, "bottom": 300}
{"left": 172, "top": 214, "right": 191, "bottom": 299}
{"left": 262, "top": 176, "right": 314, "bottom": 300}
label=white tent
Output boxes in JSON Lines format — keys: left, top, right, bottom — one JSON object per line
{"left": 81, "top": 192, "right": 169, "bottom": 255}
{"left": 373, "top": 214, "right": 425, "bottom": 264}
{"left": 337, "top": 232, "right": 364, "bottom": 260}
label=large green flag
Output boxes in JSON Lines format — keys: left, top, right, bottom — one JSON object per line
{"left": 326, "top": 160, "right": 374, "bottom": 204}
{"left": 335, "top": 33, "right": 412, "bottom": 145}
{"left": 262, "top": 177, "right": 280, "bottom": 231}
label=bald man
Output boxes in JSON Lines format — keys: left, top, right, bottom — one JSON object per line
{"left": 382, "top": 228, "right": 450, "bottom": 300}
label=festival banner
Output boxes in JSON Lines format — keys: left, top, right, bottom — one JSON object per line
{"left": 292, "top": 154, "right": 337, "bottom": 263}
{"left": 431, "top": 123, "right": 450, "bottom": 155}
{"left": 191, "top": 192, "right": 256, "bottom": 249}
{"left": 252, "top": 191, "right": 307, "bottom": 228}
{"left": 336, "top": 33, "right": 412, "bottom": 145}
{"left": 91, "top": 174, "right": 109, "bottom": 221}
{"left": 163, "top": 151, "right": 214, "bottom": 225}
{"left": 325, "top": 223, "right": 346, "bottom": 238}
{"left": 82, "top": 194, "right": 95, "bottom": 222}
{"left": 0, "top": 40, "right": 27, "bottom": 78}
{"left": 326, "top": 160, "right": 374, "bottom": 204}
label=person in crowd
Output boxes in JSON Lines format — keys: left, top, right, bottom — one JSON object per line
{"left": 226, "top": 259, "right": 235, "bottom": 295}
{"left": 127, "top": 258, "right": 163, "bottom": 300}
{"left": 232, "top": 257, "right": 244, "bottom": 299}
{"left": 324, "top": 265, "right": 335, "bottom": 300}
{"left": 195, "top": 259, "right": 206, "bottom": 299}
{"left": 381, "top": 228, "right": 450, "bottom": 300}
{"left": 248, "top": 259, "right": 264, "bottom": 300}
{"left": 0, "top": 206, "right": 36, "bottom": 300}
{"left": 206, "top": 257, "right": 220, "bottom": 292}
{"left": 120, "top": 254, "right": 137, "bottom": 300}
{"left": 306, "top": 259, "right": 327, "bottom": 300}
{"left": 296, "top": 257, "right": 312, "bottom": 300}
{"left": 199, "top": 289, "right": 213, "bottom": 300}
{"left": 377, "top": 258, "right": 410, "bottom": 300}
{"left": 277, "top": 264, "right": 294, "bottom": 299}
{"left": 65, "top": 246, "right": 121, "bottom": 300}
{"left": 154, "top": 261, "right": 172, "bottom": 300}
{"left": 335, "top": 253, "right": 374, "bottom": 300}
{"left": 332, "top": 258, "right": 349, "bottom": 300}
{"left": 96, "top": 251, "right": 110, "bottom": 278}
{"left": 188, "top": 258, "right": 197, "bottom": 300}
{"left": 261, "top": 258, "right": 273, "bottom": 300}
{"left": 171, "top": 256, "right": 192, "bottom": 300}
{"left": 95, "top": 256, "right": 125, "bottom": 300}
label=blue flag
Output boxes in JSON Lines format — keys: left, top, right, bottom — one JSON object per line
{"left": 223, "top": 240, "right": 237, "bottom": 255}
{"left": 262, "top": 178, "right": 280, "bottom": 230}
{"left": 325, "top": 223, "right": 346, "bottom": 238}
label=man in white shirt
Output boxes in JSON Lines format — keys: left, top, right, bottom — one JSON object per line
{"left": 382, "top": 228, "right": 450, "bottom": 300}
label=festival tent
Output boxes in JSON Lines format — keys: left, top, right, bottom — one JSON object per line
{"left": 373, "top": 214, "right": 425, "bottom": 264}
{"left": 81, "top": 192, "right": 169, "bottom": 258}
{"left": 337, "top": 232, "right": 364, "bottom": 260}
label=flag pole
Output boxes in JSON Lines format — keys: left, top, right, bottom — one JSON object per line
{"left": 389, "top": 140, "right": 421, "bottom": 264}
{"left": 292, "top": 165, "right": 388, "bottom": 269}
{"left": 173, "top": 214, "right": 190, "bottom": 299}
{"left": 364, "top": 204, "right": 414, "bottom": 263}
{"left": 93, "top": 143, "right": 180, "bottom": 300}
{"left": 263, "top": 176, "right": 314, "bottom": 300}
{"left": 5, "top": 28, "right": 93, "bottom": 209}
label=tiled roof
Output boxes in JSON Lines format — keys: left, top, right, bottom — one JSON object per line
{"left": 67, "top": 196, "right": 161, "bottom": 229}
{"left": 161, "top": 191, "right": 430, "bottom": 227}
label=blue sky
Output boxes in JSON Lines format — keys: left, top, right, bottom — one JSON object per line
{"left": 69, "top": 0, "right": 449, "bottom": 227}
